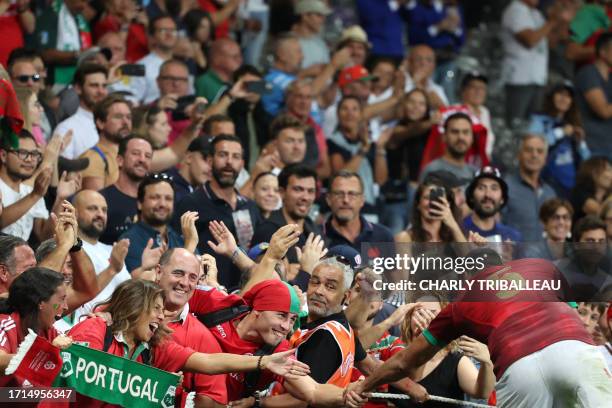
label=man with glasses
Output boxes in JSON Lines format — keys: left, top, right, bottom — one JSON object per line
{"left": 55, "top": 63, "right": 109, "bottom": 159}
{"left": 324, "top": 171, "right": 394, "bottom": 261}
{"left": 129, "top": 14, "right": 182, "bottom": 104}
{"left": 0, "top": 131, "right": 71, "bottom": 241}
{"left": 155, "top": 59, "right": 198, "bottom": 143}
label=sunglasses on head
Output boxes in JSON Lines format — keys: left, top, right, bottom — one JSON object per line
{"left": 147, "top": 173, "right": 173, "bottom": 181}
{"left": 16, "top": 74, "right": 40, "bottom": 83}
{"left": 324, "top": 254, "right": 352, "bottom": 267}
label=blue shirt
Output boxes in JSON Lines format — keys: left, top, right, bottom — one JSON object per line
{"left": 262, "top": 69, "right": 296, "bottom": 116}
{"left": 323, "top": 216, "right": 395, "bottom": 263}
{"left": 357, "top": 0, "right": 406, "bottom": 58}
{"left": 403, "top": 1, "right": 466, "bottom": 54}
{"left": 119, "top": 221, "right": 185, "bottom": 272}
{"left": 463, "top": 215, "right": 522, "bottom": 242}
{"left": 502, "top": 173, "right": 556, "bottom": 242}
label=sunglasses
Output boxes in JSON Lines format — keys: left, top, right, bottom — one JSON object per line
{"left": 148, "top": 173, "right": 173, "bottom": 181}
{"left": 16, "top": 74, "right": 41, "bottom": 84}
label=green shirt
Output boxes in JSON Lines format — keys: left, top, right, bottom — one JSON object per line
{"left": 195, "top": 69, "right": 228, "bottom": 103}
{"left": 570, "top": 4, "right": 610, "bottom": 44}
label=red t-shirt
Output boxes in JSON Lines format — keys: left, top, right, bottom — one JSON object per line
{"left": 67, "top": 317, "right": 195, "bottom": 407}
{"left": 0, "top": 5, "right": 24, "bottom": 67}
{"left": 424, "top": 259, "right": 593, "bottom": 378}
{"left": 167, "top": 308, "right": 228, "bottom": 405}
{"left": 0, "top": 312, "right": 59, "bottom": 387}
{"left": 189, "top": 288, "right": 289, "bottom": 400}
{"left": 350, "top": 331, "right": 405, "bottom": 408}
{"left": 198, "top": 0, "right": 231, "bottom": 38}
{"left": 93, "top": 15, "right": 148, "bottom": 63}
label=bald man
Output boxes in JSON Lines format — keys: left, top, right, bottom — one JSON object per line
{"left": 59, "top": 190, "right": 132, "bottom": 330}
{"left": 262, "top": 35, "right": 304, "bottom": 116}
{"left": 404, "top": 44, "right": 448, "bottom": 108}
{"left": 195, "top": 38, "right": 243, "bottom": 102}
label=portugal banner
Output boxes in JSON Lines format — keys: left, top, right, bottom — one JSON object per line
{"left": 7, "top": 330, "right": 182, "bottom": 408}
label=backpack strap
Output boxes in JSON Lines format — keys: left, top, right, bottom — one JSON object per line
{"left": 197, "top": 304, "right": 251, "bottom": 328}
{"left": 90, "top": 145, "right": 108, "bottom": 173}
{"left": 243, "top": 343, "right": 276, "bottom": 397}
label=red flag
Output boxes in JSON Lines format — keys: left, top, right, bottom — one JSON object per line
{"left": 419, "top": 105, "right": 490, "bottom": 173}
{"left": 0, "top": 78, "right": 24, "bottom": 149}
{"left": 5, "top": 330, "right": 62, "bottom": 387}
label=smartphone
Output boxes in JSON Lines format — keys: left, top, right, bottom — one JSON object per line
{"left": 428, "top": 186, "right": 446, "bottom": 213}
{"left": 194, "top": 102, "right": 207, "bottom": 114}
{"left": 118, "top": 64, "right": 145, "bottom": 77}
{"left": 172, "top": 95, "right": 197, "bottom": 120}
{"left": 245, "top": 80, "right": 272, "bottom": 95}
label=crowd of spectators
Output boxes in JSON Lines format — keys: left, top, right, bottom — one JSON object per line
{"left": 0, "top": 0, "right": 610, "bottom": 407}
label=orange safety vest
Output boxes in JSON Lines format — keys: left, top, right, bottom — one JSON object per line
{"left": 290, "top": 320, "right": 356, "bottom": 387}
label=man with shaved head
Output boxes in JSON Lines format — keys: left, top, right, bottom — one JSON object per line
{"left": 66, "top": 189, "right": 131, "bottom": 329}
{"left": 195, "top": 38, "right": 243, "bottom": 102}
{"left": 154, "top": 248, "right": 228, "bottom": 406}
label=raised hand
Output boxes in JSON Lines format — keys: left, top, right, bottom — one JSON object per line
{"left": 207, "top": 220, "right": 237, "bottom": 258}
{"left": 141, "top": 238, "right": 166, "bottom": 270}
{"left": 295, "top": 233, "right": 327, "bottom": 274}
{"left": 180, "top": 211, "right": 199, "bottom": 251}
{"left": 33, "top": 165, "right": 53, "bottom": 197}
{"left": 109, "top": 239, "right": 130, "bottom": 273}
{"left": 262, "top": 349, "right": 310, "bottom": 378}
{"left": 267, "top": 224, "right": 301, "bottom": 260}
{"left": 457, "top": 335, "right": 492, "bottom": 364}
{"left": 56, "top": 171, "right": 82, "bottom": 200}
{"left": 199, "top": 254, "right": 219, "bottom": 286}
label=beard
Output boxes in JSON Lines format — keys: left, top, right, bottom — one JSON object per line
{"left": 473, "top": 199, "right": 502, "bottom": 218}
{"left": 143, "top": 211, "right": 173, "bottom": 227}
{"left": 80, "top": 220, "right": 105, "bottom": 239}
{"left": 104, "top": 127, "right": 130, "bottom": 144}
{"left": 6, "top": 165, "right": 34, "bottom": 181}
{"left": 212, "top": 165, "right": 239, "bottom": 188}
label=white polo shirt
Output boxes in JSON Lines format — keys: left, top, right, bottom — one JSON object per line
{"left": 0, "top": 179, "right": 48, "bottom": 240}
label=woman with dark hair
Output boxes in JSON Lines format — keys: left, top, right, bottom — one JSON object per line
{"left": 523, "top": 198, "right": 574, "bottom": 260}
{"left": 67, "top": 279, "right": 308, "bottom": 405}
{"left": 528, "top": 83, "right": 591, "bottom": 197}
{"left": 0, "top": 267, "right": 72, "bottom": 386}
{"left": 570, "top": 157, "right": 612, "bottom": 222}
{"left": 183, "top": 9, "right": 215, "bottom": 75}
{"left": 395, "top": 177, "right": 466, "bottom": 243}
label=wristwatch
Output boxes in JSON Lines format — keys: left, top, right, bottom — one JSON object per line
{"left": 252, "top": 393, "right": 262, "bottom": 408}
{"left": 70, "top": 237, "right": 83, "bottom": 253}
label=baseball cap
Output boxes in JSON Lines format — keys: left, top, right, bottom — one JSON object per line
{"left": 247, "top": 242, "right": 269, "bottom": 260}
{"left": 337, "top": 65, "right": 375, "bottom": 89}
{"left": 465, "top": 166, "right": 509, "bottom": 209}
{"left": 326, "top": 245, "right": 361, "bottom": 269}
{"left": 242, "top": 280, "right": 302, "bottom": 315}
{"left": 295, "top": 0, "right": 331, "bottom": 15}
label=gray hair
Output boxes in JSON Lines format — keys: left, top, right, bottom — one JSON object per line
{"left": 314, "top": 257, "right": 354, "bottom": 291}
{"left": 519, "top": 132, "right": 548, "bottom": 150}
{"left": 35, "top": 239, "right": 57, "bottom": 264}
{"left": 0, "top": 235, "right": 29, "bottom": 273}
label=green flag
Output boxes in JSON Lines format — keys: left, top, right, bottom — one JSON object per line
{"left": 53, "top": 344, "right": 180, "bottom": 408}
